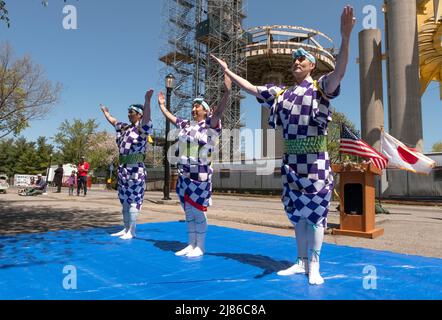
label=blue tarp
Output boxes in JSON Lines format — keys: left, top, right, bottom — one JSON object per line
{"left": 0, "top": 222, "right": 441, "bottom": 300}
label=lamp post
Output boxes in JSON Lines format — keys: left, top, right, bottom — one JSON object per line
{"left": 163, "top": 73, "right": 175, "bottom": 200}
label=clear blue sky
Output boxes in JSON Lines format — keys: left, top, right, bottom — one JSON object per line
{"left": 1, "top": 0, "right": 441, "bottom": 152}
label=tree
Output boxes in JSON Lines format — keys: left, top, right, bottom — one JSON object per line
{"left": 0, "top": 43, "right": 61, "bottom": 138}
{"left": 53, "top": 118, "right": 98, "bottom": 164}
{"left": 0, "top": 1, "right": 10, "bottom": 28}
{"left": 1, "top": 1, "right": 79, "bottom": 28}
{"left": 85, "top": 130, "right": 118, "bottom": 173}
{"left": 35, "top": 136, "right": 57, "bottom": 170}
{"left": 0, "top": 136, "right": 54, "bottom": 176}
{"left": 0, "top": 137, "right": 14, "bottom": 175}
{"left": 432, "top": 141, "right": 442, "bottom": 152}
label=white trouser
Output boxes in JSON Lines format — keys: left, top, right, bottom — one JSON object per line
{"left": 294, "top": 218, "right": 324, "bottom": 264}
{"left": 185, "top": 203, "right": 207, "bottom": 251}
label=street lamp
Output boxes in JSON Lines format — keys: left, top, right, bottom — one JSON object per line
{"left": 163, "top": 73, "right": 175, "bottom": 200}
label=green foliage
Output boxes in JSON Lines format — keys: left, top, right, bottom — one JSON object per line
{"left": 0, "top": 136, "right": 55, "bottom": 176}
{"left": 0, "top": 118, "right": 118, "bottom": 178}
{"left": 432, "top": 141, "right": 442, "bottom": 152}
{"left": 53, "top": 118, "right": 98, "bottom": 164}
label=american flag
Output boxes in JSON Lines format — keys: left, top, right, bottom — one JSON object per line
{"left": 340, "top": 124, "right": 388, "bottom": 170}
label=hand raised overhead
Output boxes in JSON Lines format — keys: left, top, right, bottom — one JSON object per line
{"left": 210, "top": 54, "right": 229, "bottom": 71}
{"left": 100, "top": 104, "right": 109, "bottom": 113}
{"left": 158, "top": 92, "right": 166, "bottom": 107}
{"left": 145, "top": 89, "right": 154, "bottom": 102}
{"left": 341, "top": 5, "right": 356, "bottom": 41}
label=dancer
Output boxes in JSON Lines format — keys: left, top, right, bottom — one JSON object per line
{"left": 100, "top": 89, "right": 153, "bottom": 240}
{"left": 158, "top": 74, "right": 231, "bottom": 257}
{"left": 211, "top": 6, "right": 355, "bottom": 284}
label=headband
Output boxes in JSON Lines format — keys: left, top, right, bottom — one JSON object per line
{"left": 128, "top": 104, "right": 144, "bottom": 115}
{"left": 193, "top": 98, "right": 210, "bottom": 111}
{"left": 292, "top": 48, "right": 316, "bottom": 64}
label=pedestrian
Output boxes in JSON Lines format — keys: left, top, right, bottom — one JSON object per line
{"left": 77, "top": 156, "right": 89, "bottom": 196}
{"left": 67, "top": 170, "right": 76, "bottom": 196}
{"left": 53, "top": 164, "right": 64, "bottom": 193}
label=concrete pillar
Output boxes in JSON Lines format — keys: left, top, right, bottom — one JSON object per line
{"left": 358, "top": 29, "right": 385, "bottom": 151}
{"left": 261, "top": 71, "right": 284, "bottom": 158}
{"left": 385, "top": 0, "right": 424, "bottom": 151}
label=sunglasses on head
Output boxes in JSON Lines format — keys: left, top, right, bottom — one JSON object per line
{"left": 294, "top": 55, "right": 307, "bottom": 62}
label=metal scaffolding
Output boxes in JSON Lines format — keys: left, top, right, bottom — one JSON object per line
{"left": 160, "top": 0, "right": 248, "bottom": 159}
{"left": 159, "top": 0, "right": 196, "bottom": 118}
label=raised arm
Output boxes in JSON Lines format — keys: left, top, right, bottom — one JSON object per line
{"left": 158, "top": 91, "right": 177, "bottom": 124}
{"left": 210, "top": 54, "right": 263, "bottom": 99}
{"left": 324, "top": 6, "right": 356, "bottom": 95}
{"left": 100, "top": 104, "right": 118, "bottom": 126}
{"left": 142, "top": 89, "right": 153, "bottom": 125}
{"left": 210, "top": 73, "right": 232, "bottom": 128}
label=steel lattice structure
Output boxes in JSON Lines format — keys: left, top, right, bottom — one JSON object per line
{"left": 160, "top": 0, "right": 248, "bottom": 159}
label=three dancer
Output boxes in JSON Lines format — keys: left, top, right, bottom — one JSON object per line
{"left": 99, "top": 5, "right": 354, "bottom": 285}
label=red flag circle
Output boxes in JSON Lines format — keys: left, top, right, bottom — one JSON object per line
{"left": 397, "top": 146, "right": 419, "bottom": 165}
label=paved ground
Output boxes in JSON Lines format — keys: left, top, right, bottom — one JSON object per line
{"left": 1, "top": 186, "right": 441, "bottom": 258}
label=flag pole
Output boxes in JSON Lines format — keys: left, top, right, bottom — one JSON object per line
{"left": 379, "top": 125, "right": 383, "bottom": 207}
{"left": 339, "top": 124, "right": 342, "bottom": 163}
{"left": 376, "top": 126, "right": 389, "bottom": 214}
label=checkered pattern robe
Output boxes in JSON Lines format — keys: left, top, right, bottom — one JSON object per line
{"left": 257, "top": 75, "right": 340, "bottom": 227}
{"left": 115, "top": 121, "right": 153, "bottom": 210}
{"left": 174, "top": 117, "right": 221, "bottom": 210}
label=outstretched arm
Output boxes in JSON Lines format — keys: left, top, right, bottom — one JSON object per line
{"left": 211, "top": 73, "right": 232, "bottom": 128}
{"left": 142, "top": 89, "right": 153, "bottom": 125}
{"left": 325, "top": 5, "right": 356, "bottom": 95}
{"left": 211, "top": 54, "right": 263, "bottom": 99}
{"left": 100, "top": 104, "right": 118, "bottom": 126}
{"left": 158, "top": 92, "right": 177, "bottom": 124}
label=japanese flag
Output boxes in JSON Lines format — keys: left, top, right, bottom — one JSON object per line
{"left": 380, "top": 131, "right": 436, "bottom": 175}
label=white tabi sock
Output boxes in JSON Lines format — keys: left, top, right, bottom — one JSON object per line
{"left": 111, "top": 206, "right": 130, "bottom": 237}
{"left": 277, "top": 218, "right": 309, "bottom": 275}
{"left": 186, "top": 206, "right": 207, "bottom": 258}
{"left": 120, "top": 204, "right": 139, "bottom": 240}
{"left": 176, "top": 207, "right": 197, "bottom": 256}
{"left": 307, "top": 223, "right": 325, "bottom": 285}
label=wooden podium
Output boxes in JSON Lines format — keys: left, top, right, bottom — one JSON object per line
{"left": 331, "top": 163, "right": 384, "bottom": 239}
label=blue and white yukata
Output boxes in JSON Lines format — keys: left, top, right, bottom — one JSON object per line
{"left": 115, "top": 121, "right": 153, "bottom": 210}
{"left": 257, "top": 75, "right": 340, "bottom": 228}
{"left": 173, "top": 116, "right": 221, "bottom": 255}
